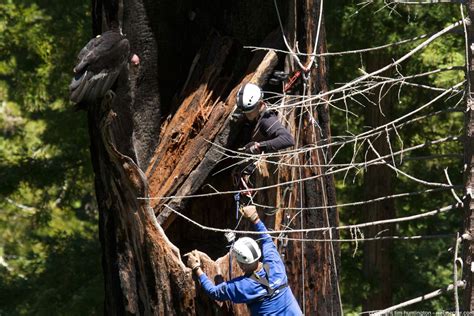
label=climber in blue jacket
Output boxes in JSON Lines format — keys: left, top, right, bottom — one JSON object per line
{"left": 185, "top": 205, "right": 302, "bottom": 315}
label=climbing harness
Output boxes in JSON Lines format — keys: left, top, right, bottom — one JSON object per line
{"left": 234, "top": 192, "right": 240, "bottom": 220}
{"left": 232, "top": 162, "right": 257, "bottom": 207}
{"left": 269, "top": 67, "right": 311, "bottom": 93}
{"left": 248, "top": 263, "right": 288, "bottom": 303}
{"left": 283, "top": 70, "right": 302, "bottom": 93}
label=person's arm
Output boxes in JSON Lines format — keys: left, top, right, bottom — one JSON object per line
{"left": 258, "top": 114, "right": 295, "bottom": 152}
{"left": 195, "top": 269, "right": 252, "bottom": 303}
{"left": 195, "top": 269, "right": 233, "bottom": 301}
{"left": 254, "top": 220, "right": 281, "bottom": 262}
{"left": 185, "top": 251, "right": 233, "bottom": 301}
{"left": 242, "top": 206, "right": 281, "bottom": 264}
{"left": 241, "top": 206, "right": 289, "bottom": 291}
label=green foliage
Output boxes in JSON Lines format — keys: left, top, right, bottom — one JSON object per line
{"left": 0, "top": 233, "right": 103, "bottom": 316}
{"left": 326, "top": 0, "right": 465, "bottom": 313}
{"left": 0, "top": 0, "right": 468, "bottom": 314}
{"left": 0, "top": 0, "right": 91, "bottom": 109}
{"left": 0, "top": 0, "right": 102, "bottom": 314}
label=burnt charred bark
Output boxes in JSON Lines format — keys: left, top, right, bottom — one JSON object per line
{"left": 88, "top": 0, "right": 339, "bottom": 315}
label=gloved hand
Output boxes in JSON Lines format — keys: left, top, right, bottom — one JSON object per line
{"left": 240, "top": 205, "right": 259, "bottom": 222}
{"left": 184, "top": 250, "right": 201, "bottom": 271}
{"left": 243, "top": 142, "right": 261, "bottom": 154}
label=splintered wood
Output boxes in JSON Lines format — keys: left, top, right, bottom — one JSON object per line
{"left": 146, "top": 32, "right": 277, "bottom": 230}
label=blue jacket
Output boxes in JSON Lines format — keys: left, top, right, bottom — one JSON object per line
{"left": 198, "top": 221, "right": 302, "bottom": 315}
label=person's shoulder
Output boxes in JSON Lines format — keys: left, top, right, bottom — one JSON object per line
{"left": 228, "top": 275, "right": 249, "bottom": 285}
{"left": 261, "top": 109, "right": 279, "bottom": 119}
{"left": 259, "top": 110, "right": 279, "bottom": 126}
{"left": 227, "top": 275, "right": 257, "bottom": 291}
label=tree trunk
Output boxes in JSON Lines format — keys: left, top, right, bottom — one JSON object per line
{"left": 274, "top": 1, "right": 342, "bottom": 315}
{"left": 362, "top": 53, "right": 395, "bottom": 312}
{"left": 88, "top": 0, "right": 339, "bottom": 314}
{"left": 463, "top": 0, "right": 474, "bottom": 311}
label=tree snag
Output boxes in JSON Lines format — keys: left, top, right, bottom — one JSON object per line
{"left": 88, "top": 0, "right": 340, "bottom": 314}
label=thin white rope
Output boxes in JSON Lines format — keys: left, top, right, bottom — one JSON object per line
{"left": 251, "top": 186, "right": 461, "bottom": 211}
{"left": 273, "top": 0, "right": 306, "bottom": 70}
{"left": 243, "top": 30, "right": 444, "bottom": 57}
{"left": 305, "top": 0, "right": 324, "bottom": 71}
{"left": 142, "top": 136, "right": 459, "bottom": 201}
{"left": 162, "top": 203, "right": 460, "bottom": 235}
{"left": 274, "top": 233, "right": 455, "bottom": 243}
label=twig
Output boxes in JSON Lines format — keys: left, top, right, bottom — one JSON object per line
{"left": 251, "top": 186, "right": 461, "bottom": 211}
{"left": 298, "top": 20, "right": 466, "bottom": 105}
{"left": 368, "top": 140, "right": 452, "bottom": 187}
{"left": 444, "top": 168, "right": 463, "bottom": 205}
{"left": 244, "top": 30, "right": 445, "bottom": 57}
{"left": 461, "top": 4, "right": 471, "bottom": 99}
{"left": 143, "top": 136, "right": 459, "bottom": 201}
{"left": 369, "top": 281, "right": 466, "bottom": 316}
{"left": 390, "top": 0, "right": 464, "bottom": 3}
{"left": 5, "top": 198, "right": 36, "bottom": 214}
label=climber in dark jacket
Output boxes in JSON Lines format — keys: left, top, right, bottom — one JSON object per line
{"left": 232, "top": 83, "right": 295, "bottom": 196}
{"left": 236, "top": 83, "right": 295, "bottom": 155}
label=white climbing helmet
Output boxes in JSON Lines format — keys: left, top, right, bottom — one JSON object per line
{"left": 236, "top": 83, "right": 263, "bottom": 113}
{"left": 232, "top": 237, "right": 261, "bottom": 264}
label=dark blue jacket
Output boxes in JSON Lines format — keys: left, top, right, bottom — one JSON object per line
{"left": 198, "top": 221, "right": 302, "bottom": 315}
{"left": 244, "top": 110, "right": 295, "bottom": 153}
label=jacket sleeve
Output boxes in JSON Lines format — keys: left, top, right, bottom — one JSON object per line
{"left": 254, "top": 220, "right": 290, "bottom": 291}
{"left": 258, "top": 114, "right": 295, "bottom": 152}
{"left": 255, "top": 221, "right": 282, "bottom": 266}
{"left": 198, "top": 274, "right": 232, "bottom": 301}
{"left": 198, "top": 274, "right": 260, "bottom": 303}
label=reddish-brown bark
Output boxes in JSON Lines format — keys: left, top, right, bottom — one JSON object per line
{"left": 89, "top": 0, "right": 339, "bottom": 315}
{"left": 361, "top": 53, "right": 395, "bottom": 312}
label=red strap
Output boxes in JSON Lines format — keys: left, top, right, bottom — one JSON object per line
{"left": 283, "top": 70, "right": 301, "bottom": 93}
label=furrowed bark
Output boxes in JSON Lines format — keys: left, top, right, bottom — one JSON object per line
{"left": 274, "top": 0, "right": 342, "bottom": 314}
{"left": 362, "top": 53, "right": 395, "bottom": 311}
{"left": 89, "top": 86, "right": 195, "bottom": 314}
{"left": 362, "top": 52, "right": 395, "bottom": 312}
{"left": 88, "top": 41, "right": 255, "bottom": 316}
{"left": 89, "top": 0, "right": 339, "bottom": 315}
